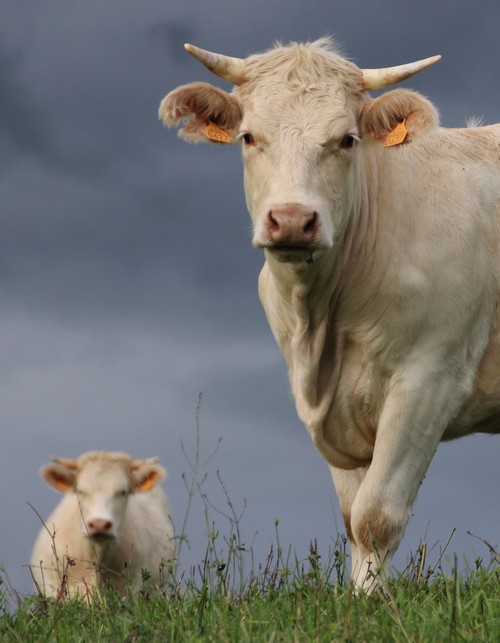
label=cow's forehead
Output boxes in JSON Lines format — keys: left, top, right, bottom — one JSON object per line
{"left": 238, "top": 41, "right": 364, "bottom": 103}
{"left": 238, "top": 92, "right": 360, "bottom": 132}
{"left": 76, "top": 457, "right": 131, "bottom": 491}
{"left": 237, "top": 90, "right": 360, "bottom": 151}
{"left": 235, "top": 42, "right": 365, "bottom": 139}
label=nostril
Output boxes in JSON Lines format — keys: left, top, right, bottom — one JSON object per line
{"left": 267, "top": 210, "right": 280, "bottom": 232}
{"left": 304, "top": 211, "right": 318, "bottom": 235}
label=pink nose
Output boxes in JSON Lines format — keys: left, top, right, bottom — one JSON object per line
{"left": 266, "top": 204, "right": 319, "bottom": 245}
{"left": 87, "top": 518, "right": 113, "bottom": 537}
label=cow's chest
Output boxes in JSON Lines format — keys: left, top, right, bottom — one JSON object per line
{"left": 327, "top": 359, "right": 379, "bottom": 460}
{"left": 290, "top": 334, "right": 383, "bottom": 469}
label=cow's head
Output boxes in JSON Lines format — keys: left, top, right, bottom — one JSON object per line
{"left": 40, "top": 451, "right": 165, "bottom": 542}
{"left": 159, "top": 38, "right": 440, "bottom": 266}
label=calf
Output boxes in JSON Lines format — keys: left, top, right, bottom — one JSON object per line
{"left": 30, "top": 451, "right": 175, "bottom": 599}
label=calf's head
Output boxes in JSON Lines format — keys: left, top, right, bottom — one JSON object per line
{"left": 40, "top": 451, "right": 165, "bottom": 541}
{"left": 160, "top": 38, "right": 439, "bottom": 265}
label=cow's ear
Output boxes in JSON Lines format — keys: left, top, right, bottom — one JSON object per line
{"left": 40, "top": 460, "right": 78, "bottom": 492}
{"left": 131, "top": 459, "right": 166, "bottom": 492}
{"left": 358, "top": 89, "right": 439, "bottom": 144}
{"left": 159, "top": 82, "right": 242, "bottom": 144}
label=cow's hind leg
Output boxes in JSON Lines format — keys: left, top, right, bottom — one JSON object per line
{"left": 329, "top": 465, "right": 377, "bottom": 589}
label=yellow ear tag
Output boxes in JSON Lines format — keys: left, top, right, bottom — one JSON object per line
{"left": 384, "top": 118, "right": 408, "bottom": 147}
{"left": 205, "top": 121, "right": 232, "bottom": 144}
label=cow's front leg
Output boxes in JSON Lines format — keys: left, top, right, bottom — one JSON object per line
{"left": 337, "top": 374, "right": 458, "bottom": 592}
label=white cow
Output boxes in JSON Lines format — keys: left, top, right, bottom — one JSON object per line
{"left": 159, "top": 38, "right": 500, "bottom": 591}
{"left": 31, "top": 451, "right": 175, "bottom": 599}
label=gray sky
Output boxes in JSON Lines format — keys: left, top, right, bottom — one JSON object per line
{"left": 1, "top": 0, "right": 499, "bottom": 596}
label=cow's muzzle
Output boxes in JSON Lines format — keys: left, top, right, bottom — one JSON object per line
{"left": 264, "top": 204, "right": 319, "bottom": 247}
{"left": 86, "top": 518, "right": 115, "bottom": 540}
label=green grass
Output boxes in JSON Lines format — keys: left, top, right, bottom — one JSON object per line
{"left": 2, "top": 402, "right": 499, "bottom": 641}
{"left": 1, "top": 547, "right": 499, "bottom": 642}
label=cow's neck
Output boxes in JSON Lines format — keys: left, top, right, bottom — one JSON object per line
{"left": 261, "top": 166, "right": 375, "bottom": 438}
{"left": 265, "top": 251, "right": 338, "bottom": 324}
{"left": 77, "top": 520, "right": 115, "bottom": 566}
{"left": 263, "top": 239, "right": 351, "bottom": 423}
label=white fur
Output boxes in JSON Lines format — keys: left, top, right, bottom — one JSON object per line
{"left": 160, "top": 39, "right": 500, "bottom": 592}
{"left": 31, "top": 451, "right": 175, "bottom": 599}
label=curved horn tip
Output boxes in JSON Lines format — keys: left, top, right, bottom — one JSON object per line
{"left": 182, "top": 42, "right": 245, "bottom": 85}
{"left": 183, "top": 43, "right": 219, "bottom": 68}
{"left": 424, "top": 54, "right": 442, "bottom": 66}
{"left": 362, "top": 53, "right": 442, "bottom": 91}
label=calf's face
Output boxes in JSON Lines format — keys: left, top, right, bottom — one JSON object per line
{"left": 73, "top": 461, "right": 131, "bottom": 539}
{"left": 40, "top": 452, "right": 165, "bottom": 541}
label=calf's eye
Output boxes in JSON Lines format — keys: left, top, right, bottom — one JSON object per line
{"left": 242, "top": 133, "right": 254, "bottom": 145}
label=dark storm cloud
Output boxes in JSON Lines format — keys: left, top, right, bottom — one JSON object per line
{"left": 0, "top": 39, "right": 54, "bottom": 169}
{"left": 149, "top": 20, "right": 198, "bottom": 64}
{"left": 1, "top": 0, "right": 499, "bottom": 597}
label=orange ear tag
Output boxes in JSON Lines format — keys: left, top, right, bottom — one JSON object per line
{"left": 384, "top": 118, "right": 408, "bottom": 147}
{"left": 205, "top": 121, "right": 232, "bottom": 144}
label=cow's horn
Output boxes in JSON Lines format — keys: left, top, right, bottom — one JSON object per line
{"left": 184, "top": 43, "right": 246, "bottom": 85}
{"left": 361, "top": 55, "right": 441, "bottom": 90}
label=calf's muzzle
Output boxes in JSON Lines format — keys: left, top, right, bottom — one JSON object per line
{"left": 87, "top": 518, "right": 114, "bottom": 538}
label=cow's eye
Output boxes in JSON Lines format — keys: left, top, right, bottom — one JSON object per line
{"left": 340, "top": 135, "right": 355, "bottom": 149}
{"left": 242, "top": 132, "right": 254, "bottom": 145}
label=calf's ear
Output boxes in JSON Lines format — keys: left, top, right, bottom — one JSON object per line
{"left": 40, "top": 459, "right": 78, "bottom": 492}
{"left": 359, "top": 89, "right": 439, "bottom": 144}
{"left": 131, "top": 458, "right": 166, "bottom": 492}
{"left": 159, "top": 82, "right": 242, "bottom": 143}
